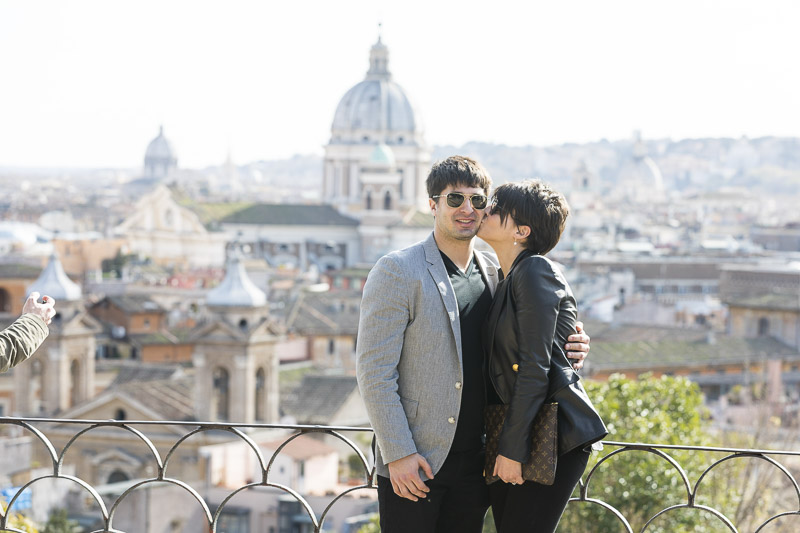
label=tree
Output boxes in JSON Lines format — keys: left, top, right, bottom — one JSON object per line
{"left": 356, "top": 514, "right": 379, "bottom": 533}
{"left": 558, "top": 373, "right": 736, "bottom": 533}
{"left": 42, "top": 509, "right": 78, "bottom": 533}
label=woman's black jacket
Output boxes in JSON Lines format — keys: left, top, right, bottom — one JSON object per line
{"left": 483, "top": 251, "right": 607, "bottom": 462}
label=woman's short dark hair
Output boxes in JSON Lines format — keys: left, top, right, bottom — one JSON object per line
{"left": 426, "top": 155, "right": 493, "bottom": 197}
{"left": 491, "top": 179, "right": 570, "bottom": 255}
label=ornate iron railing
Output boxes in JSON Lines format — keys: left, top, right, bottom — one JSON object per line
{"left": 1, "top": 417, "right": 799, "bottom": 532}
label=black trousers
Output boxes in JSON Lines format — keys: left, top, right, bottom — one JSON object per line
{"left": 488, "top": 447, "right": 590, "bottom": 533}
{"left": 377, "top": 448, "right": 490, "bottom": 533}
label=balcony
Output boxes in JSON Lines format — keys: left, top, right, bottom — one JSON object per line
{"left": 1, "top": 417, "right": 800, "bottom": 532}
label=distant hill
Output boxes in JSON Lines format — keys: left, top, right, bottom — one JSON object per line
{"left": 236, "top": 136, "right": 800, "bottom": 197}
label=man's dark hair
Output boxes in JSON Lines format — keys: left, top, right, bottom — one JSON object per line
{"left": 426, "top": 155, "right": 493, "bottom": 198}
{"left": 491, "top": 179, "right": 570, "bottom": 255}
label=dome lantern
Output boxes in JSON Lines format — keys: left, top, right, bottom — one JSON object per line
{"left": 366, "top": 37, "right": 391, "bottom": 81}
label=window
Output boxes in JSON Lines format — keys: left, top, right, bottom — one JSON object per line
{"left": 0, "top": 288, "right": 11, "bottom": 312}
{"left": 107, "top": 470, "right": 130, "bottom": 484}
{"left": 212, "top": 367, "right": 230, "bottom": 421}
{"left": 758, "top": 317, "right": 770, "bottom": 336}
{"left": 255, "top": 368, "right": 266, "bottom": 422}
{"left": 70, "top": 360, "right": 81, "bottom": 407}
{"left": 384, "top": 190, "right": 392, "bottom": 210}
{"left": 115, "top": 408, "right": 126, "bottom": 421}
{"left": 217, "top": 508, "right": 250, "bottom": 533}
{"left": 328, "top": 339, "right": 335, "bottom": 355}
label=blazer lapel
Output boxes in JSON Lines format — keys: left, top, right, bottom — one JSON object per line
{"left": 475, "top": 250, "right": 500, "bottom": 297}
{"left": 483, "top": 276, "right": 508, "bottom": 365}
{"left": 423, "top": 233, "right": 462, "bottom": 364}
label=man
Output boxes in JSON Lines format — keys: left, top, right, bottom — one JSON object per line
{"left": 0, "top": 291, "right": 56, "bottom": 373}
{"left": 356, "top": 156, "right": 592, "bottom": 532}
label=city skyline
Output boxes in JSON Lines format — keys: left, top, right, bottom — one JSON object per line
{"left": 2, "top": 0, "right": 799, "bottom": 169}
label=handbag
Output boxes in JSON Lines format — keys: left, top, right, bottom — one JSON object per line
{"left": 484, "top": 401, "right": 558, "bottom": 485}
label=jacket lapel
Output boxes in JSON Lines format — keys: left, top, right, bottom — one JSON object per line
{"left": 423, "top": 233, "right": 462, "bottom": 364}
{"left": 483, "top": 275, "right": 508, "bottom": 365}
{"left": 484, "top": 250, "right": 532, "bottom": 362}
{"left": 475, "top": 250, "right": 500, "bottom": 297}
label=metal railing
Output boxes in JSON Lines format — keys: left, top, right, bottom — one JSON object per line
{"left": 1, "top": 417, "right": 799, "bottom": 532}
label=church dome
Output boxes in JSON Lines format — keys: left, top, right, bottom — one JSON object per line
{"left": 207, "top": 252, "right": 266, "bottom": 307}
{"left": 27, "top": 253, "right": 82, "bottom": 302}
{"left": 369, "top": 143, "right": 396, "bottom": 167}
{"left": 331, "top": 38, "right": 423, "bottom": 143}
{"left": 618, "top": 132, "right": 665, "bottom": 201}
{"left": 144, "top": 126, "right": 178, "bottom": 179}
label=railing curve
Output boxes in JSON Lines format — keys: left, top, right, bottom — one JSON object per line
{"left": 2, "top": 419, "right": 800, "bottom": 532}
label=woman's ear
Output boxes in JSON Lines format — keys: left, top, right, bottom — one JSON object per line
{"left": 516, "top": 225, "right": 531, "bottom": 240}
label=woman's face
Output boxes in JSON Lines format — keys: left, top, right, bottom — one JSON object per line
{"left": 478, "top": 198, "right": 515, "bottom": 245}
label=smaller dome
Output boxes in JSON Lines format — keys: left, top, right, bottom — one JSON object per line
{"left": 369, "top": 143, "right": 396, "bottom": 167}
{"left": 144, "top": 126, "right": 178, "bottom": 179}
{"left": 145, "top": 126, "right": 177, "bottom": 161}
{"left": 207, "top": 253, "right": 266, "bottom": 307}
{"left": 28, "top": 253, "right": 82, "bottom": 302}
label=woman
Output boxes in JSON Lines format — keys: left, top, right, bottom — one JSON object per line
{"left": 478, "top": 180, "right": 607, "bottom": 532}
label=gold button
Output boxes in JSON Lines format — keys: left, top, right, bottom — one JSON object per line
{"left": 448, "top": 417, "right": 456, "bottom": 424}
{"left": 455, "top": 382, "right": 462, "bottom": 390}
{"left": 512, "top": 364, "right": 519, "bottom": 372}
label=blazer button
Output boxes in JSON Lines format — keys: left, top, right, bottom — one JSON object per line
{"left": 448, "top": 417, "right": 456, "bottom": 424}
{"left": 454, "top": 382, "right": 462, "bottom": 390}
{"left": 512, "top": 364, "right": 519, "bottom": 372}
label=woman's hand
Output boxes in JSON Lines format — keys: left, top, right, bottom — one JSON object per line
{"left": 494, "top": 454, "right": 524, "bottom": 485}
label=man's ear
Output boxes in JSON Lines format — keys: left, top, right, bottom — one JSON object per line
{"left": 428, "top": 197, "right": 437, "bottom": 215}
{"left": 516, "top": 225, "right": 531, "bottom": 240}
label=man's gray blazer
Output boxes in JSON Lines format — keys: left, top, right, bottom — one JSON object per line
{"left": 356, "top": 232, "right": 500, "bottom": 479}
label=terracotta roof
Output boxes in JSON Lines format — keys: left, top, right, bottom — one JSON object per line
{"left": 578, "top": 260, "right": 721, "bottom": 280}
{"left": 280, "top": 375, "right": 360, "bottom": 425}
{"left": 116, "top": 376, "right": 195, "bottom": 421}
{"left": 285, "top": 290, "right": 361, "bottom": 336}
{"left": 221, "top": 204, "right": 359, "bottom": 226}
{"left": 589, "top": 333, "right": 798, "bottom": 372}
{"left": 261, "top": 436, "right": 337, "bottom": 460}
{"left": 394, "top": 209, "right": 434, "bottom": 228}
{"left": 0, "top": 263, "right": 41, "bottom": 279}
{"left": 110, "top": 363, "right": 185, "bottom": 387}
{"left": 723, "top": 293, "right": 800, "bottom": 312}
{"left": 102, "top": 295, "right": 166, "bottom": 314}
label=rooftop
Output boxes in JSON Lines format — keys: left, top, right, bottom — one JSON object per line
{"left": 221, "top": 204, "right": 359, "bottom": 227}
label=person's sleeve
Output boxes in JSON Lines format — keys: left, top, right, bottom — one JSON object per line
{"left": 355, "top": 255, "right": 418, "bottom": 464}
{"left": 0, "top": 314, "right": 49, "bottom": 373}
{"left": 498, "top": 257, "right": 563, "bottom": 462}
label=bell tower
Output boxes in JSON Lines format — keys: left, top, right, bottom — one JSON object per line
{"left": 14, "top": 253, "right": 100, "bottom": 415}
{"left": 192, "top": 249, "right": 280, "bottom": 424}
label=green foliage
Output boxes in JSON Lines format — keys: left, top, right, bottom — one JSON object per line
{"left": 42, "top": 509, "right": 78, "bottom": 533}
{"left": 356, "top": 514, "right": 379, "bottom": 533}
{"left": 558, "top": 373, "right": 737, "bottom": 533}
{"left": 101, "top": 250, "right": 136, "bottom": 279}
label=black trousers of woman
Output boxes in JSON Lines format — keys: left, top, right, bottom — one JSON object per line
{"left": 488, "top": 447, "right": 590, "bottom": 533}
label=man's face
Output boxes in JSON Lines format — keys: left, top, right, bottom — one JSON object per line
{"left": 429, "top": 185, "right": 489, "bottom": 243}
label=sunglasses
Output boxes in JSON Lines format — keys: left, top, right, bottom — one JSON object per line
{"left": 431, "top": 192, "right": 488, "bottom": 210}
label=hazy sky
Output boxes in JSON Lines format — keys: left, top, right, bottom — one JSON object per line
{"left": 1, "top": 0, "right": 798, "bottom": 169}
